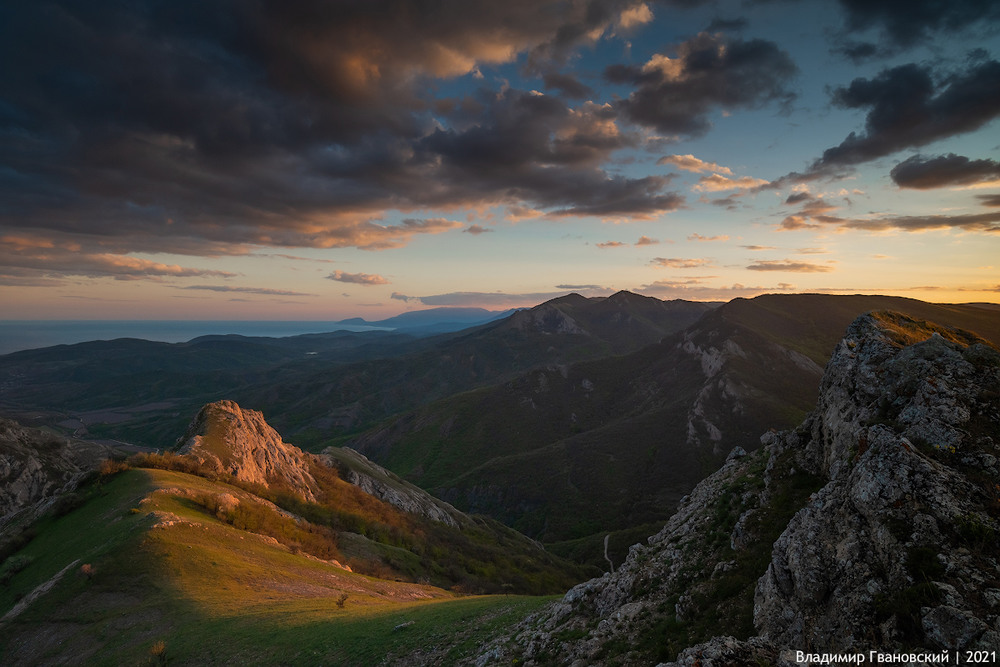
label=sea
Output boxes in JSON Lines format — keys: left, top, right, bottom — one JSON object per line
{"left": 0, "top": 320, "right": 389, "bottom": 356}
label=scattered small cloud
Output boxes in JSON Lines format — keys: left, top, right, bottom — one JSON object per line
{"left": 741, "top": 244, "right": 777, "bottom": 251}
{"left": 597, "top": 241, "right": 628, "bottom": 248}
{"left": 693, "top": 174, "right": 769, "bottom": 192}
{"left": 637, "top": 279, "right": 796, "bottom": 300}
{"left": 392, "top": 289, "right": 605, "bottom": 307}
{"left": 261, "top": 253, "right": 338, "bottom": 263}
{"left": 657, "top": 154, "right": 733, "bottom": 175}
{"left": 650, "top": 257, "right": 714, "bottom": 268}
{"left": 464, "top": 224, "right": 494, "bottom": 235}
{"left": 636, "top": 235, "right": 660, "bottom": 245}
{"left": 327, "top": 270, "right": 390, "bottom": 285}
{"left": 688, "top": 233, "right": 729, "bottom": 242}
{"left": 746, "top": 260, "right": 834, "bottom": 273}
{"left": 181, "top": 285, "right": 317, "bottom": 296}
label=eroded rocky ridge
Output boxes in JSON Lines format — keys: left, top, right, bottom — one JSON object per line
{"left": 321, "top": 446, "right": 467, "bottom": 528}
{"left": 179, "top": 400, "right": 472, "bottom": 527}
{"left": 0, "top": 420, "right": 117, "bottom": 527}
{"left": 482, "top": 311, "right": 1000, "bottom": 665}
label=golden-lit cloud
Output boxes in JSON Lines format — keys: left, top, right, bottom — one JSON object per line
{"left": 0, "top": 240, "right": 238, "bottom": 282}
{"left": 597, "top": 241, "right": 627, "bottom": 248}
{"left": 327, "top": 270, "right": 390, "bottom": 286}
{"left": 651, "top": 257, "right": 714, "bottom": 268}
{"left": 657, "top": 154, "right": 733, "bottom": 175}
{"left": 746, "top": 260, "right": 834, "bottom": 272}
{"left": 688, "top": 233, "right": 729, "bottom": 242}
{"left": 638, "top": 279, "right": 797, "bottom": 300}
{"left": 617, "top": 4, "right": 654, "bottom": 31}
{"left": 694, "top": 174, "right": 769, "bottom": 192}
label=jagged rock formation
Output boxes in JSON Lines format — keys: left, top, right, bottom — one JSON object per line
{"left": 0, "top": 419, "right": 117, "bottom": 527}
{"left": 177, "top": 400, "right": 322, "bottom": 501}
{"left": 178, "top": 400, "right": 474, "bottom": 527}
{"left": 481, "top": 311, "right": 1000, "bottom": 665}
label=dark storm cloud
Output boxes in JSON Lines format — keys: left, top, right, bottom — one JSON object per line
{"left": 463, "top": 225, "right": 494, "bottom": 235}
{"left": 836, "top": 0, "right": 1000, "bottom": 49}
{"left": 542, "top": 72, "right": 595, "bottom": 99}
{"left": 0, "top": 0, "right": 669, "bottom": 260}
{"left": 890, "top": 154, "right": 1000, "bottom": 189}
{"left": 784, "top": 192, "right": 812, "bottom": 205}
{"left": 814, "top": 61, "right": 1000, "bottom": 170}
{"left": 606, "top": 32, "right": 797, "bottom": 136}
{"left": 978, "top": 195, "right": 1000, "bottom": 208}
{"left": 839, "top": 211, "right": 1000, "bottom": 233}
{"left": 418, "top": 90, "right": 684, "bottom": 217}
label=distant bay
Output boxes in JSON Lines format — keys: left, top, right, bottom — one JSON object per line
{"left": 0, "top": 320, "right": 390, "bottom": 355}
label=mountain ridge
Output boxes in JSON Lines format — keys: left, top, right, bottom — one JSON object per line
{"left": 484, "top": 310, "right": 1000, "bottom": 663}
{"left": 341, "top": 294, "right": 1000, "bottom": 555}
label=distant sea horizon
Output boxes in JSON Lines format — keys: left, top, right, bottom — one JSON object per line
{"left": 0, "top": 320, "right": 390, "bottom": 355}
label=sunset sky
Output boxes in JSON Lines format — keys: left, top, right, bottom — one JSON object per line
{"left": 2, "top": 0, "right": 999, "bottom": 320}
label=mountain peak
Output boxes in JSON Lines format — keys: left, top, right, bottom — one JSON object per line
{"left": 177, "top": 400, "right": 320, "bottom": 500}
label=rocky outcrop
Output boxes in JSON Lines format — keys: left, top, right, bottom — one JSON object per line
{"left": 482, "top": 311, "right": 1000, "bottom": 665}
{"left": 177, "top": 400, "right": 321, "bottom": 501}
{"left": 322, "top": 447, "right": 467, "bottom": 528}
{"left": 179, "top": 400, "right": 471, "bottom": 527}
{"left": 753, "top": 312, "right": 1000, "bottom": 654}
{"left": 0, "top": 419, "right": 117, "bottom": 527}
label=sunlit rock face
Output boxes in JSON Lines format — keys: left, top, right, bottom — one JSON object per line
{"left": 482, "top": 311, "right": 1000, "bottom": 665}
{"left": 179, "top": 400, "right": 468, "bottom": 526}
{"left": 177, "top": 400, "right": 321, "bottom": 501}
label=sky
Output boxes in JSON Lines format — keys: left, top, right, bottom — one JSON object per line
{"left": 1, "top": 0, "right": 999, "bottom": 321}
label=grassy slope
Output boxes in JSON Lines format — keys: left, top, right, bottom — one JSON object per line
{"left": 0, "top": 469, "right": 555, "bottom": 665}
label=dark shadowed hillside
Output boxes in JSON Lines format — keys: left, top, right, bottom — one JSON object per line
{"left": 485, "top": 310, "right": 1000, "bottom": 664}
{"left": 0, "top": 294, "right": 714, "bottom": 450}
{"left": 341, "top": 294, "right": 1000, "bottom": 562}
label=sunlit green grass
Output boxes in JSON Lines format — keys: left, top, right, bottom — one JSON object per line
{"left": 0, "top": 469, "right": 555, "bottom": 665}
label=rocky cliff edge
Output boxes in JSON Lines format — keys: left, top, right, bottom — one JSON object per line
{"left": 482, "top": 311, "right": 1000, "bottom": 665}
